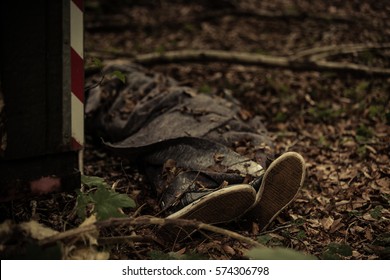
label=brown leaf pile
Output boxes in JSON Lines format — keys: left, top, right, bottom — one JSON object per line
{"left": 85, "top": 0, "right": 390, "bottom": 259}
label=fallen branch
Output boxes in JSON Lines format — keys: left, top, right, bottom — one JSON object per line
{"left": 132, "top": 44, "right": 390, "bottom": 76}
{"left": 39, "top": 216, "right": 263, "bottom": 248}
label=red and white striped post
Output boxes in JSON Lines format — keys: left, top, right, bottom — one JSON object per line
{"left": 70, "top": 0, "right": 84, "bottom": 168}
{"left": 70, "top": 0, "right": 84, "bottom": 150}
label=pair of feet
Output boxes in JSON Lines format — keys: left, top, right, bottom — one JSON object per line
{"left": 165, "top": 152, "right": 306, "bottom": 232}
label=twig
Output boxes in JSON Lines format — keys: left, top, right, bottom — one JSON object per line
{"left": 39, "top": 215, "right": 263, "bottom": 248}
{"left": 84, "top": 74, "right": 105, "bottom": 92}
{"left": 260, "top": 222, "right": 295, "bottom": 235}
{"left": 98, "top": 235, "right": 164, "bottom": 247}
{"left": 289, "top": 43, "right": 390, "bottom": 60}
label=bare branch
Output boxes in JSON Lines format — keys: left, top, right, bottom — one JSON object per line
{"left": 131, "top": 45, "right": 390, "bottom": 76}
{"left": 39, "top": 216, "right": 263, "bottom": 248}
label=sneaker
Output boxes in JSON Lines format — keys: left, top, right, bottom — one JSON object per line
{"left": 244, "top": 152, "right": 306, "bottom": 230}
{"left": 159, "top": 184, "right": 256, "bottom": 240}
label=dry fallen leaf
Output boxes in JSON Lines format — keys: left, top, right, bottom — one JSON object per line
{"left": 65, "top": 247, "right": 110, "bottom": 260}
{"left": 321, "top": 216, "right": 334, "bottom": 231}
{"left": 176, "top": 247, "right": 186, "bottom": 255}
{"left": 329, "top": 218, "right": 344, "bottom": 233}
{"left": 364, "top": 228, "right": 373, "bottom": 241}
{"left": 19, "top": 220, "right": 58, "bottom": 240}
{"left": 223, "top": 245, "right": 236, "bottom": 255}
{"left": 362, "top": 213, "right": 377, "bottom": 221}
{"left": 376, "top": 177, "right": 390, "bottom": 190}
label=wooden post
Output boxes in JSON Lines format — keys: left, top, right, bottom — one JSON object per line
{"left": 0, "top": 0, "right": 84, "bottom": 201}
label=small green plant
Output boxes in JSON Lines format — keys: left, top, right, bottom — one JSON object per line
{"left": 369, "top": 205, "right": 384, "bottom": 220}
{"left": 321, "top": 243, "right": 352, "bottom": 260}
{"left": 343, "top": 81, "right": 370, "bottom": 101}
{"left": 355, "top": 124, "right": 374, "bottom": 143}
{"left": 348, "top": 210, "right": 363, "bottom": 217}
{"left": 368, "top": 104, "right": 386, "bottom": 121}
{"left": 356, "top": 145, "right": 368, "bottom": 158}
{"left": 110, "top": 70, "right": 126, "bottom": 84}
{"left": 76, "top": 175, "right": 136, "bottom": 221}
{"left": 92, "top": 57, "right": 104, "bottom": 70}
{"left": 85, "top": 58, "right": 126, "bottom": 92}
{"left": 318, "top": 135, "right": 330, "bottom": 148}
{"left": 274, "top": 112, "right": 287, "bottom": 122}
{"left": 355, "top": 81, "right": 370, "bottom": 94}
{"left": 308, "top": 104, "right": 342, "bottom": 122}
{"left": 198, "top": 84, "right": 212, "bottom": 94}
{"left": 296, "top": 230, "right": 307, "bottom": 240}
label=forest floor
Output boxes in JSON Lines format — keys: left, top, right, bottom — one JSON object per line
{"left": 2, "top": 0, "right": 390, "bottom": 260}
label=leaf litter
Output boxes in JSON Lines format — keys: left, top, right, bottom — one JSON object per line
{"left": 1, "top": 0, "right": 389, "bottom": 260}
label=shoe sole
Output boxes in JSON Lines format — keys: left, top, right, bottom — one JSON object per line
{"left": 159, "top": 184, "right": 256, "bottom": 241}
{"left": 245, "top": 152, "right": 306, "bottom": 230}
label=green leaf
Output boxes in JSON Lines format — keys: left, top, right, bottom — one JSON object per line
{"left": 76, "top": 176, "right": 136, "bottom": 221}
{"left": 90, "top": 185, "right": 135, "bottom": 207}
{"left": 75, "top": 190, "right": 92, "bottom": 219}
{"left": 81, "top": 175, "right": 108, "bottom": 188}
{"left": 92, "top": 57, "right": 104, "bottom": 69}
{"left": 246, "top": 247, "right": 317, "bottom": 260}
{"left": 90, "top": 185, "right": 136, "bottom": 220}
{"left": 95, "top": 203, "right": 126, "bottom": 220}
{"left": 111, "top": 70, "right": 126, "bottom": 83}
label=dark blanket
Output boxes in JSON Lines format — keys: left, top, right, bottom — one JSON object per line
{"left": 86, "top": 62, "right": 274, "bottom": 213}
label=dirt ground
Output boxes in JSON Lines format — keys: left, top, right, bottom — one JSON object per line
{"left": 2, "top": 0, "right": 389, "bottom": 260}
